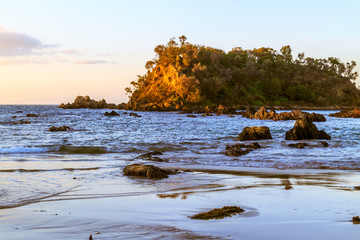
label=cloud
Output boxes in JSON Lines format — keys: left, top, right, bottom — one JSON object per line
{"left": 75, "top": 60, "right": 116, "bottom": 64}
{"left": 0, "top": 59, "right": 49, "bottom": 65}
{"left": 0, "top": 27, "right": 57, "bottom": 57}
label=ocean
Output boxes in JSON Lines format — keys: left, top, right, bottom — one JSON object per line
{"left": 1, "top": 105, "right": 360, "bottom": 239}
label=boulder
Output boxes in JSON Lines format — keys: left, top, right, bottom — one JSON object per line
{"left": 49, "top": 126, "right": 73, "bottom": 132}
{"left": 104, "top": 111, "right": 120, "bottom": 116}
{"left": 285, "top": 116, "right": 331, "bottom": 140}
{"left": 123, "top": 164, "right": 171, "bottom": 179}
{"left": 237, "top": 126, "right": 272, "bottom": 141}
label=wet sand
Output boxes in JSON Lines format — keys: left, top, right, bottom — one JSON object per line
{"left": 1, "top": 167, "right": 360, "bottom": 239}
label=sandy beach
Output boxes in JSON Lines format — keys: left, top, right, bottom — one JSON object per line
{"left": 1, "top": 166, "right": 360, "bottom": 240}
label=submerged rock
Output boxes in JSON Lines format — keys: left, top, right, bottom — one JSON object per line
{"left": 186, "top": 114, "right": 197, "bottom": 118}
{"left": 225, "top": 142, "right": 261, "bottom": 156}
{"left": 190, "top": 206, "right": 244, "bottom": 220}
{"left": 49, "top": 126, "right": 73, "bottom": 132}
{"left": 129, "top": 112, "right": 141, "bottom": 117}
{"left": 237, "top": 126, "right": 272, "bottom": 141}
{"left": 136, "top": 151, "right": 167, "bottom": 162}
{"left": 123, "top": 164, "right": 172, "bottom": 179}
{"left": 26, "top": 114, "right": 38, "bottom": 117}
{"left": 285, "top": 185, "right": 293, "bottom": 190}
{"left": 13, "top": 120, "right": 31, "bottom": 124}
{"left": 104, "top": 111, "right": 120, "bottom": 116}
{"left": 288, "top": 143, "right": 309, "bottom": 148}
{"left": 329, "top": 108, "right": 360, "bottom": 118}
{"left": 285, "top": 116, "right": 331, "bottom": 140}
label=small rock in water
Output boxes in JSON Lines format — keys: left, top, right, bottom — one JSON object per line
{"left": 352, "top": 216, "right": 360, "bottom": 224}
{"left": 237, "top": 126, "right": 272, "bottom": 141}
{"left": 186, "top": 114, "right": 197, "bottom": 118}
{"left": 26, "top": 114, "right": 39, "bottom": 117}
{"left": 49, "top": 126, "right": 73, "bottom": 132}
{"left": 104, "top": 111, "right": 120, "bottom": 116}
{"left": 129, "top": 112, "right": 141, "bottom": 117}
{"left": 225, "top": 142, "right": 261, "bottom": 156}
{"left": 288, "top": 143, "right": 308, "bottom": 148}
{"left": 285, "top": 185, "right": 293, "bottom": 190}
{"left": 123, "top": 164, "right": 173, "bottom": 179}
{"left": 89, "top": 234, "right": 93, "bottom": 240}
{"left": 190, "top": 206, "right": 244, "bottom": 220}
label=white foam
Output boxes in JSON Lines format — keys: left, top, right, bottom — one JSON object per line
{"left": 0, "top": 147, "right": 49, "bottom": 154}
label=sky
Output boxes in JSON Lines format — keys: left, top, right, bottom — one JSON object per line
{"left": 0, "top": 0, "right": 359, "bottom": 104}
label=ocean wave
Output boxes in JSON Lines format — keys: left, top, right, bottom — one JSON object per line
{"left": 0, "top": 146, "right": 49, "bottom": 154}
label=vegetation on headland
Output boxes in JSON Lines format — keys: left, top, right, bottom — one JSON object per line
{"left": 126, "top": 36, "right": 359, "bottom": 110}
{"left": 59, "top": 95, "right": 126, "bottom": 109}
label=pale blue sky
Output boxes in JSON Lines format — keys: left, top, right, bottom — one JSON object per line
{"left": 0, "top": 0, "right": 359, "bottom": 104}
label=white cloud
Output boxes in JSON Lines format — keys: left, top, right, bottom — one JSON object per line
{"left": 75, "top": 60, "right": 116, "bottom": 64}
{"left": 0, "top": 27, "right": 57, "bottom": 57}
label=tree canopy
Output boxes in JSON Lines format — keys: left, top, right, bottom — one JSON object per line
{"left": 126, "top": 36, "right": 359, "bottom": 110}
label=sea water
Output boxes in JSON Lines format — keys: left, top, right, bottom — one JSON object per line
{"left": 0, "top": 105, "right": 359, "bottom": 210}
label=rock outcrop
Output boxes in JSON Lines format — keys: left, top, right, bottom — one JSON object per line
{"left": 237, "top": 126, "right": 272, "bottom": 141}
{"left": 225, "top": 142, "right": 261, "bottom": 156}
{"left": 123, "top": 164, "right": 172, "bottom": 179}
{"left": 240, "top": 106, "right": 326, "bottom": 122}
{"left": 285, "top": 116, "right": 331, "bottom": 140}
{"left": 59, "top": 95, "right": 126, "bottom": 109}
{"left": 329, "top": 108, "right": 360, "bottom": 118}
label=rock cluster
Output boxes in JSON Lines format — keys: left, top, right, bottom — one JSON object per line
{"left": 237, "top": 126, "right": 272, "bottom": 141}
{"left": 225, "top": 142, "right": 261, "bottom": 156}
{"left": 285, "top": 116, "right": 331, "bottom": 140}
{"left": 240, "top": 107, "right": 326, "bottom": 122}
{"left": 329, "top": 108, "right": 360, "bottom": 118}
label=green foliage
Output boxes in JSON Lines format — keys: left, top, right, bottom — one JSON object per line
{"left": 126, "top": 36, "right": 360, "bottom": 109}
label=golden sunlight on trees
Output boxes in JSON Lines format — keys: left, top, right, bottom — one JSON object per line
{"left": 126, "top": 36, "right": 359, "bottom": 110}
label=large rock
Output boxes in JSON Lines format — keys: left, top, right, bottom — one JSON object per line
{"left": 237, "top": 126, "right": 272, "bottom": 141}
{"left": 123, "top": 164, "right": 171, "bottom": 179}
{"left": 104, "top": 111, "right": 120, "bottom": 116}
{"left": 285, "top": 116, "right": 331, "bottom": 140}
{"left": 329, "top": 108, "right": 360, "bottom": 118}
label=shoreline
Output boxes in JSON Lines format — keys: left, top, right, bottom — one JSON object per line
{"left": 1, "top": 166, "right": 360, "bottom": 239}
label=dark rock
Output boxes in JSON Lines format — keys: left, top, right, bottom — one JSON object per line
{"left": 104, "top": 111, "right": 120, "bottom": 116}
{"left": 352, "top": 216, "right": 360, "bottom": 224}
{"left": 225, "top": 142, "right": 261, "bottom": 156}
{"left": 190, "top": 206, "right": 244, "bottom": 220}
{"left": 285, "top": 185, "right": 293, "bottom": 190}
{"left": 49, "top": 126, "right": 73, "bottom": 132}
{"left": 26, "top": 114, "right": 38, "bottom": 117}
{"left": 288, "top": 143, "right": 308, "bottom": 148}
{"left": 123, "top": 112, "right": 128, "bottom": 114}
{"left": 12, "top": 116, "right": 17, "bottom": 118}
{"left": 123, "top": 164, "right": 171, "bottom": 179}
{"left": 285, "top": 116, "right": 331, "bottom": 140}
{"left": 319, "top": 141, "right": 329, "bottom": 147}
{"left": 237, "top": 126, "right": 272, "bottom": 141}
{"left": 136, "top": 151, "right": 166, "bottom": 162}
{"left": 89, "top": 234, "right": 93, "bottom": 240}
{"left": 186, "top": 114, "right": 197, "bottom": 118}
{"left": 129, "top": 112, "right": 141, "bottom": 117}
